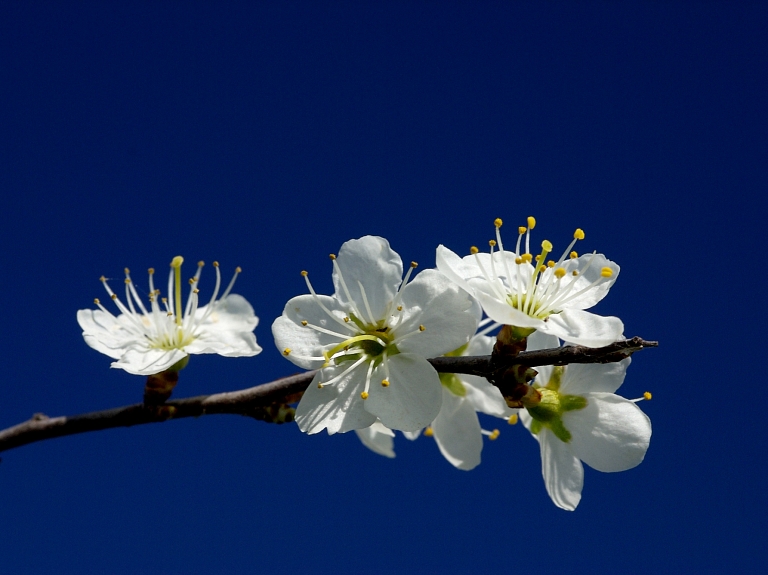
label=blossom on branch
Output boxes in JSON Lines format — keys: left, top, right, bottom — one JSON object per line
{"left": 520, "top": 331, "right": 652, "bottom": 511}
{"left": 77, "top": 257, "right": 261, "bottom": 376}
{"left": 436, "top": 217, "right": 623, "bottom": 347}
{"left": 356, "top": 330, "right": 518, "bottom": 470}
{"left": 272, "top": 236, "right": 478, "bottom": 434}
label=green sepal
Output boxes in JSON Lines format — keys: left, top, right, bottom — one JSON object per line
{"left": 439, "top": 373, "right": 467, "bottom": 397}
{"left": 167, "top": 355, "right": 189, "bottom": 372}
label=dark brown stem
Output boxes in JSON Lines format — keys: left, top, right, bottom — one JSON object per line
{"left": 0, "top": 337, "right": 656, "bottom": 455}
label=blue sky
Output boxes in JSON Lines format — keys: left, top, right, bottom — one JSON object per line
{"left": 1, "top": 2, "right": 765, "bottom": 573}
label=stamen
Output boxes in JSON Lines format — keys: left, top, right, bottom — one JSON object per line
{"left": 356, "top": 281, "right": 377, "bottom": 325}
{"left": 631, "top": 391, "right": 653, "bottom": 403}
{"left": 493, "top": 218, "right": 515, "bottom": 291}
{"left": 482, "top": 429, "right": 500, "bottom": 440}
{"left": 424, "top": 427, "right": 434, "bottom": 437}
{"left": 317, "top": 355, "right": 368, "bottom": 388}
{"left": 301, "top": 271, "right": 357, "bottom": 333}
{"left": 219, "top": 266, "right": 241, "bottom": 300}
{"left": 330, "top": 254, "right": 364, "bottom": 320}
{"left": 507, "top": 414, "right": 518, "bottom": 425}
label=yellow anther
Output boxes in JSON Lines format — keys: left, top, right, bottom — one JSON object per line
{"left": 148, "top": 267, "right": 155, "bottom": 274}
{"left": 411, "top": 261, "right": 418, "bottom": 268}
{"left": 161, "top": 297, "right": 168, "bottom": 303}
{"left": 539, "top": 265, "right": 547, "bottom": 273}
{"left": 124, "top": 267, "right": 130, "bottom": 274}
{"left": 522, "top": 253, "right": 533, "bottom": 263}
{"left": 570, "top": 251, "right": 578, "bottom": 259}
{"left": 489, "top": 240, "right": 496, "bottom": 247}
{"left": 419, "top": 325, "right": 426, "bottom": 331}
{"left": 329, "top": 254, "right": 336, "bottom": 260}
{"left": 167, "top": 312, "right": 173, "bottom": 316}
{"left": 188, "top": 278, "right": 195, "bottom": 284}
{"left": 360, "top": 391, "right": 369, "bottom": 400}
{"left": 535, "top": 254, "right": 542, "bottom": 261}
{"left": 494, "top": 218, "right": 503, "bottom": 228}
{"left": 171, "top": 256, "right": 184, "bottom": 268}
{"left": 574, "top": 228, "right": 585, "bottom": 240}
{"left": 283, "top": 348, "right": 291, "bottom": 356}
{"left": 193, "top": 289, "right": 199, "bottom": 294}
{"left": 572, "top": 270, "right": 579, "bottom": 276}
{"left": 600, "top": 267, "right": 614, "bottom": 278}
{"left": 554, "top": 268, "right": 566, "bottom": 279}
{"left": 213, "top": 261, "right": 219, "bottom": 267}
{"left": 301, "top": 270, "right": 308, "bottom": 276}
{"left": 124, "top": 278, "right": 131, "bottom": 284}
{"left": 111, "top": 294, "right": 117, "bottom": 300}
{"left": 518, "top": 226, "right": 527, "bottom": 235}
{"left": 541, "top": 239, "right": 553, "bottom": 252}
{"left": 424, "top": 427, "right": 434, "bottom": 437}
{"left": 381, "top": 379, "right": 390, "bottom": 387}
{"left": 547, "top": 260, "right": 555, "bottom": 267}
{"left": 507, "top": 414, "right": 518, "bottom": 425}
{"left": 100, "top": 275, "right": 107, "bottom": 282}
{"left": 644, "top": 391, "right": 652, "bottom": 400}
{"left": 318, "top": 383, "right": 324, "bottom": 389}
{"left": 470, "top": 246, "right": 479, "bottom": 254}
{"left": 235, "top": 266, "right": 242, "bottom": 273}
{"left": 301, "top": 320, "right": 308, "bottom": 326}
{"left": 94, "top": 298, "right": 100, "bottom": 304}
{"left": 527, "top": 216, "right": 536, "bottom": 229}
{"left": 397, "top": 306, "right": 403, "bottom": 311}
{"left": 515, "top": 257, "right": 523, "bottom": 264}
{"left": 343, "top": 317, "right": 350, "bottom": 322}
{"left": 489, "top": 429, "right": 500, "bottom": 441}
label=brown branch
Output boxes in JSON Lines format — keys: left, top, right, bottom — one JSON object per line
{"left": 0, "top": 337, "right": 656, "bottom": 455}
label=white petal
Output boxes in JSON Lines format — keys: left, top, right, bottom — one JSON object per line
{"left": 365, "top": 354, "right": 442, "bottom": 432}
{"left": 539, "top": 429, "right": 584, "bottom": 511}
{"left": 558, "top": 253, "right": 619, "bottom": 310}
{"left": 470, "top": 283, "right": 546, "bottom": 329}
{"left": 395, "top": 269, "right": 478, "bottom": 358}
{"left": 559, "top": 358, "right": 631, "bottom": 395}
{"left": 435, "top": 245, "right": 477, "bottom": 293}
{"left": 431, "top": 387, "right": 483, "bottom": 470}
{"left": 355, "top": 421, "right": 396, "bottom": 458}
{"left": 295, "top": 369, "right": 377, "bottom": 435}
{"left": 271, "top": 293, "right": 353, "bottom": 369}
{"left": 462, "top": 374, "right": 515, "bottom": 418}
{"left": 185, "top": 330, "right": 262, "bottom": 357}
{"left": 565, "top": 393, "right": 652, "bottom": 472}
{"left": 333, "top": 236, "right": 403, "bottom": 321}
{"left": 112, "top": 348, "right": 187, "bottom": 376}
{"left": 77, "top": 309, "right": 135, "bottom": 359}
{"left": 402, "top": 429, "right": 422, "bottom": 440}
{"left": 195, "top": 294, "right": 258, "bottom": 332}
{"left": 526, "top": 330, "right": 560, "bottom": 352}
{"left": 543, "top": 309, "right": 624, "bottom": 348}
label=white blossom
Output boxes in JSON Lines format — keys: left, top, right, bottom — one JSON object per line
{"left": 77, "top": 257, "right": 261, "bottom": 376}
{"left": 356, "top": 329, "right": 518, "bottom": 470}
{"left": 436, "top": 217, "right": 623, "bottom": 347}
{"left": 273, "top": 236, "right": 478, "bottom": 434}
{"left": 520, "top": 331, "right": 652, "bottom": 510}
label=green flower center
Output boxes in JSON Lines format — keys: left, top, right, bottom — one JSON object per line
{"left": 527, "top": 366, "right": 587, "bottom": 442}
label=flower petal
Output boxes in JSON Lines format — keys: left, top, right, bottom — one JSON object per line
{"left": 271, "top": 293, "right": 355, "bottom": 369}
{"left": 395, "top": 269, "right": 478, "bottom": 358}
{"left": 334, "top": 236, "right": 403, "bottom": 321}
{"left": 471, "top": 283, "right": 545, "bottom": 329}
{"left": 355, "top": 421, "right": 396, "bottom": 458}
{"left": 365, "top": 354, "right": 442, "bottom": 432}
{"left": 565, "top": 393, "right": 652, "bottom": 472}
{"left": 462, "top": 374, "right": 514, "bottom": 418}
{"left": 539, "top": 428, "right": 584, "bottom": 511}
{"left": 558, "top": 253, "right": 619, "bottom": 310}
{"left": 559, "top": 358, "right": 631, "bottom": 395}
{"left": 77, "top": 309, "right": 134, "bottom": 360}
{"left": 431, "top": 387, "right": 483, "bottom": 470}
{"left": 543, "top": 309, "right": 623, "bottom": 348}
{"left": 295, "top": 369, "right": 378, "bottom": 435}
{"left": 195, "top": 294, "right": 259, "bottom": 332}
{"left": 112, "top": 348, "right": 187, "bottom": 376}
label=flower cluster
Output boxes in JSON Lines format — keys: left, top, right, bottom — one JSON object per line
{"left": 77, "top": 218, "right": 653, "bottom": 511}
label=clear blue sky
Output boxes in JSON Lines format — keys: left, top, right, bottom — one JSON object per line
{"left": 1, "top": 2, "right": 765, "bottom": 573}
